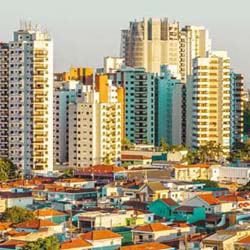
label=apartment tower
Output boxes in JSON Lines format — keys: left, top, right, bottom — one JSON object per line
{"left": 0, "top": 23, "right": 53, "bottom": 175}
{"left": 187, "top": 51, "right": 231, "bottom": 154}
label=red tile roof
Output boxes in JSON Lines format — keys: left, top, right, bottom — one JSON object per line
{"left": 120, "top": 242, "right": 172, "bottom": 250}
{"left": 161, "top": 198, "right": 178, "bottom": 207}
{"left": 78, "top": 165, "right": 124, "bottom": 174}
{"left": 134, "top": 223, "right": 173, "bottom": 232}
{"left": 34, "top": 209, "right": 67, "bottom": 217}
{"left": 58, "top": 178, "right": 89, "bottom": 183}
{"left": 198, "top": 194, "right": 221, "bottom": 205}
{"left": 61, "top": 239, "right": 92, "bottom": 249}
{"left": 0, "top": 240, "right": 28, "bottom": 248}
{"left": 218, "top": 195, "right": 246, "bottom": 202}
{"left": 14, "top": 219, "right": 58, "bottom": 229}
{"left": 80, "top": 229, "right": 122, "bottom": 241}
{"left": 237, "top": 235, "right": 250, "bottom": 244}
{"left": 0, "top": 222, "right": 12, "bottom": 231}
{"left": 121, "top": 154, "right": 151, "bottom": 160}
{"left": 174, "top": 164, "right": 211, "bottom": 169}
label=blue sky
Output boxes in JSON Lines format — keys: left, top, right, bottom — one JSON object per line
{"left": 1, "top": 0, "right": 250, "bottom": 83}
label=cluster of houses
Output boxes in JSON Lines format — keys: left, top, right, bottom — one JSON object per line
{"left": 1, "top": 151, "right": 250, "bottom": 249}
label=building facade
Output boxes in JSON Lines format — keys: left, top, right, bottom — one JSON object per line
{"left": 186, "top": 51, "right": 231, "bottom": 154}
{"left": 114, "top": 68, "right": 156, "bottom": 145}
{"left": 68, "top": 81, "right": 122, "bottom": 168}
{"left": 0, "top": 25, "right": 53, "bottom": 175}
{"left": 53, "top": 80, "right": 84, "bottom": 164}
{"left": 230, "top": 72, "right": 244, "bottom": 149}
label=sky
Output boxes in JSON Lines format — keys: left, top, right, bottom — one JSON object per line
{"left": 1, "top": 0, "right": 250, "bottom": 84}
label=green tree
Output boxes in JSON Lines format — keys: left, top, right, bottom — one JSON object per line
{"left": 160, "top": 138, "right": 169, "bottom": 152}
{"left": 182, "top": 150, "right": 197, "bottom": 164}
{"left": 2, "top": 206, "right": 36, "bottom": 224}
{"left": 103, "top": 154, "right": 113, "bottom": 165}
{"left": 23, "top": 236, "right": 60, "bottom": 250}
{"left": 63, "top": 168, "right": 75, "bottom": 178}
{"left": 122, "top": 138, "right": 131, "bottom": 150}
{"left": 0, "top": 158, "right": 20, "bottom": 181}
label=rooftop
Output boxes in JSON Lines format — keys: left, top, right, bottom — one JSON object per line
{"left": 80, "top": 229, "right": 122, "bottom": 240}
{"left": 14, "top": 219, "right": 58, "bottom": 229}
{"left": 134, "top": 223, "right": 173, "bottom": 232}
{"left": 61, "top": 238, "right": 92, "bottom": 249}
{"left": 120, "top": 242, "right": 172, "bottom": 250}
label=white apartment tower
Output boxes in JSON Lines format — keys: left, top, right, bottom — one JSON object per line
{"left": 0, "top": 43, "right": 9, "bottom": 158}
{"left": 68, "top": 82, "right": 122, "bottom": 168}
{"left": 0, "top": 24, "right": 53, "bottom": 175}
{"left": 187, "top": 51, "right": 231, "bottom": 154}
{"left": 180, "top": 26, "right": 211, "bottom": 82}
{"left": 53, "top": 80, "right": 84, "bottom": 164}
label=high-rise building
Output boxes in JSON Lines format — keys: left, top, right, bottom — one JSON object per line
{"left": 155, "top": 65, "right": 184, "bottom": 146}
{"left": 104, "top": 56, "right": 124, "bottom": 74}
{"left": 180, "top": 26, "right": 211, "bottom": 82}
{"left": 186, "top": 51, "right": 231, "bottom": 154}
{"left": 114, "top": 68, "right": 156, "bottom": 145}
{"left": 121, "top": 19, "right": 211, "bottom": 83}
{"left": 68, "top": 81, "right": 122, "bottom": 168}
{"left": 0, "top": 24, "right": 54, "bottom": 175}
{"left": 230, "top": 72, "right": 244, "bottom": 148}
{"left": 57, "top": 67, "right": 94, "bottom": 85}
{"left": 122, "top": 18, "right": 180, "bottom": 74}
{"left": 53, "top": 80, "right": 85, "bottom": 164}
{"left": 0, "top": 42, "right": 9, "bottom": 158}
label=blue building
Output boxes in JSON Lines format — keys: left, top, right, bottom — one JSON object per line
{"left": 114, "top": 67, "right": 156, "bottom": 145}
{"left": 230, "top": 71, "right": 244, "bottom": 149}
{"left": 155, "top": 65, "right": 184, "bottom": 146}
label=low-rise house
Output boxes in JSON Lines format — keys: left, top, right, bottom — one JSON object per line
{"left": 80, "top": 229, "right": 122, "bottom": 250}
{"left": 178, "top": 233, "right": 211, "bottom": 250}
{"left": 132, "top": 223, "right": 194, "bottom": 243}
{"left": 173, "top": 206, "right": 206, "bottom": 224}
{"left": 202, "top": 231, "right": 238, "bottom": 250}
{"left": 182, "top": 194, "right": 221, "bottom": 214}
{"left": 234, "top": 235, "right": 250, "bottom": 250}
{"left": 61, "top": 238, "right": 93, "bottom": 250}
{"left": 14, "top": 219, "right": 63, "bottom": 234}
{"left": 0, "top": 192, "right": 33, "bottom": 212}
{"left": 47, "top": 187, "right": 97, "bottom": 204}
{"left": 148, "top": 198, "right": 178, "bottom": 219}
{"left": 76, "top": 165, "right": 127, "bottom": 182}
{"left": 55, "top": 178, "right": 96, "bottom": 189}
{"left": 121, "top": 154, "right": 152, "bottom": 166}
{"left": 123, "top": 182, "right": 169, "bottom": 202}
{"left": 219, "top": 166, "right": 250, "bottom": 185}
{"left": 174, "top": 164, "right": 214, "bottom": 182}
{"left": 78, "top": 210, "right": 154, "bottom": 232}
{"left": 120, "top": 242, "right": 174, "bottom": 250}
{"left": 0, "top": 240, "right": 28, "bottom": 250}
{"left": 34, "top": 209, "right": 69, "bottom": 224}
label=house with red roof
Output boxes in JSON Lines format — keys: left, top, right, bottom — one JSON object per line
{"left": 182, "top": 194, "right": 221, "bottom": 213}
{"left": 0, "top": 240, "right": 28, "bottom": 250}
{"left": 14, "top": 219, "right": 63, "bottom": 234}
{"left": 79, "top": 229, "right": 122, "bottom": 250}
{"left": 61, "top": 238, "right": 93, "bottom": 250}
{"left": 131, "top": 223, "right": 194, "bottom": 243}
{"left": 120, "top": 242, "right": 174, "bottom": 250}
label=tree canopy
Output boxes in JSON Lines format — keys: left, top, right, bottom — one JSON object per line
{"left": 193, "top": 179, "right": 219, "bottom": 188}
{"left": 0, "top": 158, "right": 20, "bottom": 182}
{"left": 2, "top": 206, "right": 36, "bottom": 224}
{"left": 23, "top": 236, "right": 60, "bottom": 250}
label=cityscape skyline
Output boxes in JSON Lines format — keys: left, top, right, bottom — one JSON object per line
{"left": 0, "top": 0, "right": 250, "bottom": 84}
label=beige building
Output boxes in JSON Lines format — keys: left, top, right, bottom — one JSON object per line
{"left": 104, "top": 56, "right": 124, "bottom": 73}
{"left": 122, "top": 18, "right": 180, "bottom": 74}
{"left": 0, "top": 24, "right": 53, "bottom": 175}
{"left": 68, "top": 82, "right": 122, "bottom": 168}
{"left": 121, "top": 19, "right": 211, "bottom": 82}
{"left": 186, "top": 51, "right": 231, "bottom": 154}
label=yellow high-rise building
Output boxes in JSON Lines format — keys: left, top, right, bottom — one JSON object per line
{"left": 62, "top": 67, "right": 93, "bottom": 85}
{"left": 186, "top": 51, "right": 231, "bottom": 154}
